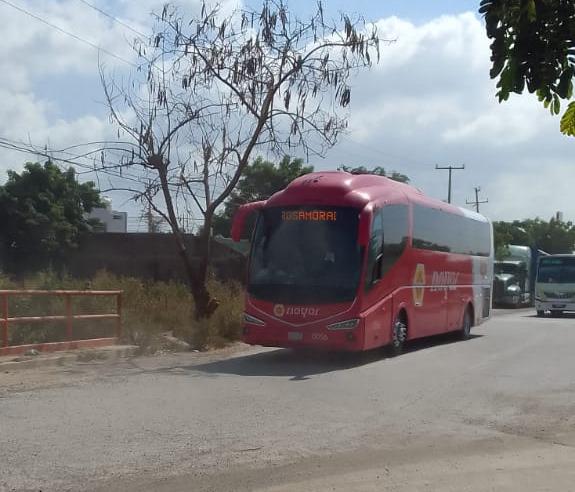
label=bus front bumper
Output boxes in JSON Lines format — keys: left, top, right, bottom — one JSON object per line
{"left": 535, "top": 300, "right": 575, "bottom": 312}
{"left": 242, "top": 323, "right": 365, "bottom": 352}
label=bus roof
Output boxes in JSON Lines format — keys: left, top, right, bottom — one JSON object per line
{"left": 265, "top": 171, "right": 489, "bottom": 222}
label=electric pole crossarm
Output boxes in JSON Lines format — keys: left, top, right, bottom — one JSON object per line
{"left": 435, "top": 164, "right": 465, "bottom": 204}
{"left": 466, "top": 186, "right": 488, "bottom": 213}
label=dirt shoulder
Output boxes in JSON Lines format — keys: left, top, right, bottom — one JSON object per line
{"left": 0, "top": 342, "right": 252, "bottom": 396}
{"left": 94, "top": 433, "right": 575, "bottom": 492}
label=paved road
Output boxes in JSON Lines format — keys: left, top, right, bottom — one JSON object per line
{"left": 2, "top": 309, "right": 575, "bottom": 491}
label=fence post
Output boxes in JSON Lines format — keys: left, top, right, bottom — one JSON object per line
{"left": 66, "top": 294, "right": 73, "bottom": 340}
{"left": 116, "top": 292, "right": 123, "bottom": 340}
{"left": 2, "top": 293, "right": 8, "bottom": 348}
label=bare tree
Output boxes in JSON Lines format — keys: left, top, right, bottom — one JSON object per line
{"left": 100, "top": 0, "right": 382, "bottom": 319}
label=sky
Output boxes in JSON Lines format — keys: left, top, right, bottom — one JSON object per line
{"left": 0, "top": 0, "right": 572, "bottom": 231}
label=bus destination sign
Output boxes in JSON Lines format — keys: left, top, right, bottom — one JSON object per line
{"left": 281, "top": 210, "right": 337, "bottom": 222}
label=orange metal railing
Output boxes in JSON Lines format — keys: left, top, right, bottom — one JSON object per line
{"left": 0, "top": 290, "right": 123, "bottom": 351}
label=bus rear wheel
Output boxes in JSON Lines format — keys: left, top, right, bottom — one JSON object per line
{"left": 389, "top": 312, "right": 407, "bottom": 357}
{"left": 459, "top": 307, "right": 472, "bottom": 340}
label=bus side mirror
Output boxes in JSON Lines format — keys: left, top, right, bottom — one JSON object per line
{"left": 358, "top": 207, "right": 372, "bottom": 247}
{"left": 231, "top": 201, "right": 265, "bottom": 242}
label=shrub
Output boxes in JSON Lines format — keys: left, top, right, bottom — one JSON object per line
{"left": 0, "top": 270, "right": 243, "bottom": 351}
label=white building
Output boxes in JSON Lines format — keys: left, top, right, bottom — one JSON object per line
{"left": 87, "top": 198, "right": 128, "bottom": 233}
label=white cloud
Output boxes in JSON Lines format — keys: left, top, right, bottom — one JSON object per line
{"left": 0, "top": 0, "right": 243, "bottom": 227}
{"left": 313, "top": 12, "right": 574, "bottom": 222}
{"left": 489, "top": 162, "right": 575, "bottom": 221}
{"left": 0, "top": 0, "right": 142, "bottom": 177}
{"left": 441, "top": 99, "right": 541, "bottom": 146}
{"left": 0, "top": 4, "right": 573, "bottom": 226}
{"left": 0, "top": 0, "right": 242, "bottom": 174}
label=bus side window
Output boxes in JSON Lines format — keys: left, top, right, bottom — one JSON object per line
{"left": 365, "top": 209, "right": 384, "bottom": 288}
{"left": 381, "top": 205, "right": 408, "bottom": 277}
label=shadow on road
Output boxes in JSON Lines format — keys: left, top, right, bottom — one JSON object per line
{"left": 524, "top": 312, "right": 575, "bottom": 319}
{"left": 185, "top": 333, "right": 482, "bottom": 381}
{"left": 492, "top": 308, "right": 533, "bottom": 314}
{"left": 493, "top": 308, "right": 575, "bottom": 319}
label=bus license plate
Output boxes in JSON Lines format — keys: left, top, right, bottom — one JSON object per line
{"left": 288, "top": 332, "right": 303, "bottom": 341}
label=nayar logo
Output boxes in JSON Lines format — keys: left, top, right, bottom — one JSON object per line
{"left": 273, "top": 305, "right": 320, "bottom": 319}
{"left": 273, "top": 304, "right": 286, "bottom": 317}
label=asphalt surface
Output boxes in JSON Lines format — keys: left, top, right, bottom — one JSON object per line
{"left": 2, "top": 308, "right": 575, "bottom": 491}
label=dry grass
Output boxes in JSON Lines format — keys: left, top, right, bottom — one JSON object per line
{"left": 0, "top": 270, "right": 243, "bottom": 352}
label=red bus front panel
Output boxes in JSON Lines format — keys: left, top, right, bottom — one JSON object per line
{"left": 243, "top": 297, "right": 365, "bottom": 351}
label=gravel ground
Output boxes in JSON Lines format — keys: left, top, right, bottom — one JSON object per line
{"left": 2, "top": 309, "right": 575, "bottom": 491}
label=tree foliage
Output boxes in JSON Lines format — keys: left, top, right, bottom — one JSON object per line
{"left": 0, "top": 162, "right": 102, "bottom": 273}
{"left": 100, "top": 0, "right": 381, "bottom": 318}
{"left": 494, "top": 216, "right": 575, "bottom": 258}
{"left": 338, "top": 165, "right": 410, "bottom": 183}
{"left": 480, "top": 0, "right": 575, "bottom": 136}
{"left": 212, "top": 156, "right": 313, "bottom": 238}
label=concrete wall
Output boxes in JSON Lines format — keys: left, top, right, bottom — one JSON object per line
{"left": 67, "top": 233, "right": 246, "bottom": 283}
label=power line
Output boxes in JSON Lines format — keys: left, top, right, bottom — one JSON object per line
{"left": 75, "top": 0, "right": 146, "bottom": 38}
{"left": 0, "top": 0, "right": 138, "bottom": 68}
{"left": 435, "top": 164, "right": 465, "bottom": 204}
{"left": 0, "top": 136, "right": 144, "bottom": 186}
{"left": 0, "top": 136, "right": 194, "bottom": 232}
{"left": 0, "top": 135, "right": 217, "bottom": 209}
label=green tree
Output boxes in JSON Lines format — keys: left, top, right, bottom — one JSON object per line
{"left": 493, "top": 220, "right": 531, "bottom": 258}
{"left": 522, "top": 217, "right": 575, "bottom": 254}
{"left": 494, "top": 216, "right": 575, "bottom": 258}
{"left": 338, "top": 165, "right": 410, "bottom": 183}
{"left": 480, "top": 0, "right": 575, "bottom": 135}
{"left": 0, "top": 161, "right": 102, "bottom": 273}
{"left": 212, "top": 156, "right": 314, "bottom": 238}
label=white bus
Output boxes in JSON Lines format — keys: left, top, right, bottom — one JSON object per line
{"left": 535, "top": 254, "right": 575, "bottom": 317}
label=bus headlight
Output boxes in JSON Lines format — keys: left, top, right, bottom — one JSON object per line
{"left": 506, "top": 285, "right": 520, "bottom": 293}
{"left": 243, "top": 313, "right": 266, "bottom": 326}
{"left": 327, "top": 319, "right": 360, "bottom": 331}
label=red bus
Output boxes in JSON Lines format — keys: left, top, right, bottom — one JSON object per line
{"left": 231, "top": 171, "right": 493, "bottom": 353}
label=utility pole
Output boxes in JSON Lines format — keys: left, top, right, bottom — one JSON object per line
{"left": 466, "top": 186, "right": 488, "bottom": 213}
{"left": 435, "top": 164, "right": 465, "bottom": 204}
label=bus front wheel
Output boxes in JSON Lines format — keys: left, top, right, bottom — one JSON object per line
{"left": 536, "top": 310, "right": 545, "bottom": 317}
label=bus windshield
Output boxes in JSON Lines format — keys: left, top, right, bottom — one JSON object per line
{"left": 248, "top": 206, "right": 362, "bottom": 304}
{"left": 538, "top": 257, "right": 575, "bottom": 284}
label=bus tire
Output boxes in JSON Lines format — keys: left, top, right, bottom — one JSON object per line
{"left": 536, "top": 310, "right": 545, "bottom": 317}
{"left": 459, "top": 306, "right": 473, "bottom": 340}
{"left": 389, "top": 311, "right": 408, "bottom": 357}
{"left": 551, "top": 310, "right": 563, "bottom": 318}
